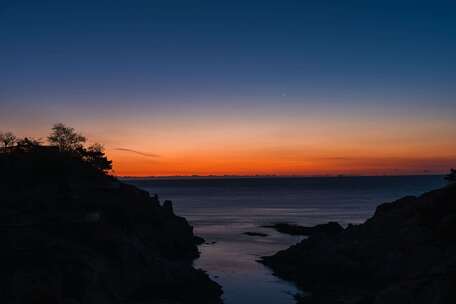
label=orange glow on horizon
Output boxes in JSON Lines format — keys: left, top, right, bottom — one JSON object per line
{"left": 102, "top": 113, "right": 456, "bottom": 176}
{"left": 107, "top": 147, "right": 456, "bottom": 177}
{"left": 5, "top": 102, "right": 456, "bottom": 177}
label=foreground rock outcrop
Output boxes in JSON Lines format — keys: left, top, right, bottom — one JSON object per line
{"left": 262, "top": 184, "right": 456, "bottom": 304}
{"left": 262, "top": 222, "right": 343, "bottom": 236}
{"left": 0, "top": 148, "right": 222, "bottom": 304}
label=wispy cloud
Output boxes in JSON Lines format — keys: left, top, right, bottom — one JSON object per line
{"left": 317, "top": 157, "right": 352, "bottom": 161}
{"left": 114, "top": 148, "right": 160, "bottom": 158}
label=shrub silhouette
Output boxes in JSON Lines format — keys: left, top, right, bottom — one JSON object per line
{"left": 0, "top": 124, "right": 112, "bottom": 178}
{"left": 445, "top": 169, "right": 456, "bottom": 182}
{"left": 77, "top": 143, "right": 112, "bottom": 173}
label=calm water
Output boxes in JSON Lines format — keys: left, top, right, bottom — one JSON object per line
{"left": 127, "top": 176, "right": 444, "bottom": 304}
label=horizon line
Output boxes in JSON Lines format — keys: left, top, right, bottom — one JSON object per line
{"left": 118, "top": 173, "right": 445, "bottom": 180}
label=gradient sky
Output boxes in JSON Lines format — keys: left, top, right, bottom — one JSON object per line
{"left": 1, "top": 0, "right": 455, "bottom": 176}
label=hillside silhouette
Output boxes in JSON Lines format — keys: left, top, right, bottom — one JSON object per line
{"left": 262, "top": 180, "right": 456, "bottom": 304}
{"left": 0, "top": 125, "right": 222, "bottom": 304}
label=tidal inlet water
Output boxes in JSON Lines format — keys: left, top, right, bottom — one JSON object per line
{"left": 128, "top": 176, "right": 444, "bottom": 304}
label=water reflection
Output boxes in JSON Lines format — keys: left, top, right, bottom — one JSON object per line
{"left": 128, "top": 176, "right": 444, "bottom": 304}
{"left": 193, "top": 221, "right": 302, "bottom": 304}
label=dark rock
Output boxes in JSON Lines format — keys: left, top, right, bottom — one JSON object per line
{"left": 0, "top": 150, "right": 222, "bottom": 304}
{"left": 261, "top": 184, "right": 456, "bottom": 304}
{"left": 163, "top": 200, "right": 175, "bottom": 215}
{"left": 263, "top": 221, "right": 343, "bottom": 236}
{"left": 194, "top": 236, "right": 206, "bottom": 245}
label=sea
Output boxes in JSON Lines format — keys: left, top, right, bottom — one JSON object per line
{"left": 126, "top": 175, "right": 445, "bottom": 304}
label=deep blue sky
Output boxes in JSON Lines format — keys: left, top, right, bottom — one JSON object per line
{"left": 2, "top": 1, "right": 455, "bottom": 104}
{"left": 1, "top": 0, "right": 455, "bottom": 175}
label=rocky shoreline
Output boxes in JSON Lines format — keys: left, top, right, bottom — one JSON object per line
{"left": 262, "top": 222, "right": 343, "bottom": 237}
{"left": 261, "top": 184, "right": 456, "bottom": 304}
{"left": 0, "top": 149, "right": 222, "bottom": 304}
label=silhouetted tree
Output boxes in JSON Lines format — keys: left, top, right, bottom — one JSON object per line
{"left": 0, "top": 131, "right": 17, "bottom": 149}
{"left": 48, "top": 123, "right": 86, "bottom": 151}
{"left": 445, "top": 169, "right": 456, "bottom": 183}
{"left": 2, "top": 124, "right": 113, "bottom": 174}
{"left": 79, "top": 143, "right": 112, "bottom": 172}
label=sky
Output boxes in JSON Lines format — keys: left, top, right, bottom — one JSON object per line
{"left": 1, "top": 0, "right": 455, "bottom": 176}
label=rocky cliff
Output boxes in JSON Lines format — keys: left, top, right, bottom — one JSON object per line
{"left": 262, "top": 184, "right": 456, "bottom": 304}
{"left": 0, "top": 149, "right": 222, "bottom": 304}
